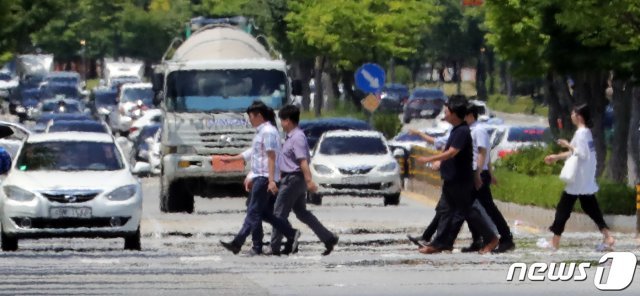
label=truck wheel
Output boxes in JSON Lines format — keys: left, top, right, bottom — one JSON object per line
{"left": 307, "top": 192, "right": 322, "bottom": 206}
{"left": 1, "top": 229, "right": 18, "bottom": 251}
{"left": 160, "top": 180, "right": 194, "bottom": 213}
{"left": 124, "top": 227, "right": 141, "bottom": 250}
{"left": 383, "top": 193, "right": 401, "bottom": 206}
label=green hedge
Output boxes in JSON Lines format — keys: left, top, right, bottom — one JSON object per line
{"left": 492, "top": 169, "right": 636, "bottom": 215}
{"left": 497, "top": 145, "right": 562, "bottom": 176}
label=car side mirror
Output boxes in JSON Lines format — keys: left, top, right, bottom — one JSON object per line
{"left": 291, "top": 79, "right": 303, "bottom": 96}
{"left": 131, "top": 162, "right": 151, "bottom": 174}
{"left": 393, "top": 148, "right": 406, "bottom": 157}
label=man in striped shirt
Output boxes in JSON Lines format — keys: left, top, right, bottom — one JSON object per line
{"left": 220, "top": 101, "right": 300, "bottom": 255}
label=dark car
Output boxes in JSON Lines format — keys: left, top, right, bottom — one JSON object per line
{"left": 299, "top": 118, "right": 372, "bottom": 149}
{"left": 40, "top": 83, "right": 81, "bottom": 100}
{"left": 10, "top": 88, "right": 41, "bottom": 122}
{"left": 45, "top": 120, "right": 109, "bottom": 134}
{"left": 378, "top": 84, "right": 410, "bottom": 114}
{"left": 33, "top": 113, "right": 93, "bottom": 133}
{"left": 91, "top": 88, "right": 118, "bottom": 119}
{"left": 402, "top": 88, "right": 447, "bottom": 123}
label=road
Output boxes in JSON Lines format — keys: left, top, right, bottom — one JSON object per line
{"left": 402, "top": 110, "right": 548, "bottom": 133}
{"left": 0, "top": 177, "right": 638, "bottom": 295}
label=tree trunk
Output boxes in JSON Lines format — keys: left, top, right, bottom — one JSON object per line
{"left": 313, "top": 56, "right": 325, "bottom": 117}
{"left": 627, "top": 86, "right": 640, "bottom": 186}
{"left": 505, "top": 62, "right": 514, "bottom": 102}
{"left": 476, "top": 53, "right": 488, "bottom": 101}
{"left": 573, "top": 71, "right": 608, "bottom": 177}
{"left": 607, "top": 78, "right": 631, "bottom": 182}
{"left": 499, "top": 61, "right": 507, "bottom": 94}
{"left": 298, "top": 59, "right": 313, "bottom": 111}
{"left": 545, "top": 72, "right": 563, "bottom": 137}
{"left": 342, "top": 70, "right": 360, "bottom": 110}
{"left": 551, "top": 72, "right": 574, "bottom": 136}
{"left": 453, "top": 61, "right": 461, "bottom": 95}
{"left": 487, "top": 50, "right": 495, "bottom": 95}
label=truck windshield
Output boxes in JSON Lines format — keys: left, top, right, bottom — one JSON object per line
{"left": 166, "top": 69, "right": 287, "bottom": 112}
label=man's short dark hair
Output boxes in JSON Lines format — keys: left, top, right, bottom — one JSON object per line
{"left": 246, "top": 101, "right": 270, "bottom": 118}
{"left": 466, "top": 103, "right": 479, "bottom": 120}
{"left": 278, "top": 104, "right": 300, "bottom": 125}
{"left": 445, "top": 96, "right": 468, "bottom": 119}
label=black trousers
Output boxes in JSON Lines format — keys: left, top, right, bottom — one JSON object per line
{"left": 467, "top": 171, "right": 512, "bottom": 243}
{"left": 549, "top": 191, "right": 609, "bottom": 236}
{"left": 429, "top": 180, "right": 496, "bottom": 250}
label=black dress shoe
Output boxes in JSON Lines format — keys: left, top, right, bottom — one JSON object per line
{"left": 493, "top": 240, "right": 516, "bottom": 253}
{"left": 322, "top": 234, "right": 339, "bottom": 256}
{"left": 461, "top": 242, "right": 482, "bottom": 253}
{"left": 283, "top": 230, "right": 301, "bottom": 255}
{"left": 407, "top": 234, "right": 429, "bottom": 248}
{"left": 220, "top": 240, "right": 241, "bottom": 255}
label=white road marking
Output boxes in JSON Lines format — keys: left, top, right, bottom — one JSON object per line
{"left": 179, "top": 256, "right": 222, "bottom": 263}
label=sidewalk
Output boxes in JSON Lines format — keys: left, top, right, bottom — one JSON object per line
{"left": 405, "top": 179, "right": 638, "bottom": 234}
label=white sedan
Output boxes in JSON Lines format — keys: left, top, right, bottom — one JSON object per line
{"left": 0, "top": 132, "right": 142, "bottom": 251}
{"left": 490, "top": 125, "right": 550, "bottom": 162}
{"left": 309, "top": 130, "right": 402, "bottom": 206}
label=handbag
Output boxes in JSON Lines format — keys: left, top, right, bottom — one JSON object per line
{"left": 559, "top": 155, "right": 579, "bottom": 183}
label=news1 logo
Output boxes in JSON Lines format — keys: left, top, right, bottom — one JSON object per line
{"left": 506, "top": 252, "right": 637, "bottom": 291}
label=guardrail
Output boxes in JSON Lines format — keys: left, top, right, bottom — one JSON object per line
{"left": 392, "top": 145, "right": 442, "bottom": 187}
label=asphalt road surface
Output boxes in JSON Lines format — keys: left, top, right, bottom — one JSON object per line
{"left": 0, "top": 177, "right": 638, "bottom": 295}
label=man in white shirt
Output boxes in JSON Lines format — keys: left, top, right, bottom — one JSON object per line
{"left": 219, "top": 101, "right": 300, "bottom": 255}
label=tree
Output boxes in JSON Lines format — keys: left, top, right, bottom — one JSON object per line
{"left": 286, "top": 0, "right": 439, "bottom": 115}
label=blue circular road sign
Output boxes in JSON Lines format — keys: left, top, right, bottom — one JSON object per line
{"left": 355, "top": 63, "right": 385, "bottom": 93}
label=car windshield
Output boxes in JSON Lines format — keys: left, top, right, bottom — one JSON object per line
{"left": 16, "top": 141, "right": 124, "bottom": 171}
{"left": 42, "top": 101, "right": 81, "bottom": 113}
{"left": 166, "top": 69, "right": 287, "bottom": 112}
{"left": 94, "top": 92, "right": 118, "bottom": 105}
{"left": 507, "top": 127, "right": 549, "bottom": 142}
{"left": 121, "top": 87, "right": 153, "bottom": 105}
{"left": 42, "top": 85, "right": 79, "bottom": 99}
{"left": 0, "top": 73, "right": 11, "bottom": 81}
{"left": 412, "top": 89, "right": 445, "bottom": 100}
{"left": 319, "top": 135, "right": 388, "bottom": 155}
{"left": 48, "top": 76, "right": 78, "bottom": 85}
{"left": 48, "top": 121, "right": 108, "bottom": 133}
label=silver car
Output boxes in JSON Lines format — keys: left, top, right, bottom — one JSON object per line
{"left": 0, "top": 132, "right": 142, "bottom": 251}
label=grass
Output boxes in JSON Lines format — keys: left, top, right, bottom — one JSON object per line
{"left": 301, "top": 99, "right": 367, "bottom": 120}
{"left": 85, "top": 78, "right": 100, "bottom": 90}
{"left": 487, "top": 94, "right": 548, "bottom": 117}
{"left": 492, "top": 169, "right": 636, "bottom": 215}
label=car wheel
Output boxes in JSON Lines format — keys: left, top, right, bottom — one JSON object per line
{"left": 124, "top": 227, "right": 141, "bottom": 251}
{"left": 403, "top": 116, "right": 411, "bottom": 124}
{"left": 1, "top": 229, "right": 18, "bottom": 251}
{"left": 307, "top": 192, "right": 322, "bottom": 206}
{"left": 161, "top": 180, "right": 194, "bottom": 214}
{"left": 383, "top": 193, "right": 401, "bottom": 206}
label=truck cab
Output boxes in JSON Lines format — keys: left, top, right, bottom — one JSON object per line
{"left": 155, "top": 19, "right": 294, "bottom": 213}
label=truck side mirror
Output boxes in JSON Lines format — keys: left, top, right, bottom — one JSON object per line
{"left": 291, "top": 79, "right": 302, "bottom": 96}
{"left": 152, "top": 73, "right": 164, "bottom": 92}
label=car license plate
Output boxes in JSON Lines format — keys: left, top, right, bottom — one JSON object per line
{"left": 211, "top": 155, "right": 245, "bottom": 173}
{"left": 341, "top": 176, "right": 368, "bottom": 184}
{"left": 420, "top": 110, "right": 433, "bottom": 116}
{"left": 50, "top": 207, "right": 92, "bottom": 219}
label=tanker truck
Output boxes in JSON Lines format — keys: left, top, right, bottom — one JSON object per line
{"left": 153, "top": 17, "right": 299, "bottom": 213}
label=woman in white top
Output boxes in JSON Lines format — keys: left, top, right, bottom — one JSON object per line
{"left": 544, "top": 104, "right": 614, "bottom": 250}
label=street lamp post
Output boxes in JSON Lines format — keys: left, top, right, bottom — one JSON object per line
{"left": 80, "top": 39, "right": 86, "bottom": 81}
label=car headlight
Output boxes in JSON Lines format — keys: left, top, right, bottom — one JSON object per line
{"left": 3, "top": 186, "right": 36, "bottom": 202}
{"left": 106, "top": 185, "right": 138, "bottom": 201}
{"left": 313, "top": 164, "right": 334, "bottom": 175}
{"left": 379, "top": 162, "right": 398, "bottom": 172}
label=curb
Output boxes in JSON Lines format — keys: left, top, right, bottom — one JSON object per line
{"left": 404, "top": 179, "right": 637, "bottom": 234}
